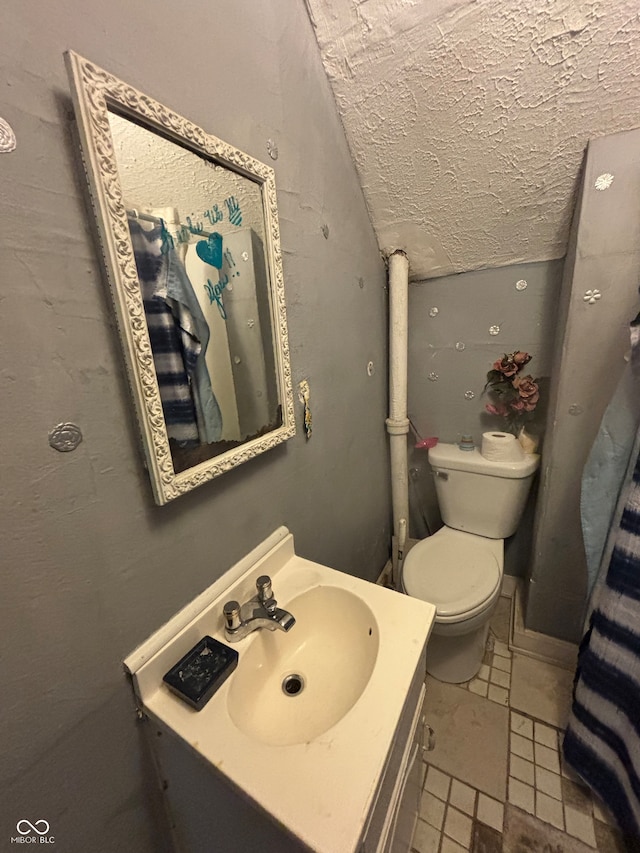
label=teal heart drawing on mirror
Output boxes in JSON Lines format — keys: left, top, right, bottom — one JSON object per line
{"left": 196, "top": 232, "right": 224, "bottom": 269}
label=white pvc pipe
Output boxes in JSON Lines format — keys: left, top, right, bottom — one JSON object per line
{"left": 386, "top": 250, "right": 410, "bottom": 589}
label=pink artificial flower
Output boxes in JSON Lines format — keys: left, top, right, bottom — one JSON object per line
{"left": 512, "top": 351, "right": 532, "bottom": 367}
{"left": 513, "top": 375, "right": 540, "bottom": 411}
{"left": 493, "top": 356, "right": 519, "bottom": 378}
{"left": 485, "top": 352, "right": 541, "bottom": 425}
{"left": 485, "top": 403, "right": 508, "bottom": 416}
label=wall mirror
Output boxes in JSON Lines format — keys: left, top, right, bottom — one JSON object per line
{"left": 65, "top": 51, "right": 295, "bottom": 505}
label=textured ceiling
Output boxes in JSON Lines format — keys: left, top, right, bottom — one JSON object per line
{"left": 305, "top": 0, "right": 640, "bottom": 279}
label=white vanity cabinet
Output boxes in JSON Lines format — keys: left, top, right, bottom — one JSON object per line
{"left": 148, "top": 644, "right": 428, "bottom": 853}
{"left": 359, "top": 649, "right": 427, "bottom": 853}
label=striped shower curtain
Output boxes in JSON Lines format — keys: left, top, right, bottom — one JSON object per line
{"left": 563, "top": 442, "right": 640, "bottom": 842}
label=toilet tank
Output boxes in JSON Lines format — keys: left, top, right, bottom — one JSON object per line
{"left": 428, "top": 443, "right": 539, "bottom": 539}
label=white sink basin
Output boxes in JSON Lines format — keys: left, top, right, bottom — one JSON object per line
{"left": 126, "top": 527, "right": 436, "bottom": 853}
{"left": 228, "top": 585, "right": 379, "bottom": 745}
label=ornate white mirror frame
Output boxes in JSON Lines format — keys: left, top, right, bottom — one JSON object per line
{"left": 65, "top": 51, "right": 295, "bottom": 505}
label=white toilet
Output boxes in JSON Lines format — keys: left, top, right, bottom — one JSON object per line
{"left": 401, "top": 442, "right": 539, "bottom": 683}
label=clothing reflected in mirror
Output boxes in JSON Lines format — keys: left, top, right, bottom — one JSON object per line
{"left": 109, "top": 113, "right": 281, "bottom": 472}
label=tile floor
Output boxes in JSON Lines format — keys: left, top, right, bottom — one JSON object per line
{"left": 460, "top": 597, "right": 513, "bottom": 707}
{"left": 464, "top": 636, "right": 512, "bottom": 707}
{"left": 411, "top": 596, "right": 629, "bottom": 853}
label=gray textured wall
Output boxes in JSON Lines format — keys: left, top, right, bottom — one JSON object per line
{"left": 0, "top": 3, "right": 390, "bottom": 850}
{"left": 407, "top": 260, "right": 563, "bottom": 576}
{"left": 527, "top": 129, "right": 640, "bottom": 643}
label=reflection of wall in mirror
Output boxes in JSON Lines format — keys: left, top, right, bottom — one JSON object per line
{"left": 223, "top": 229, "right": 278, "bottom": 438}
{"left": 108, "top": 113, "right": 265, "bottom": 243}
{"left": 187, "top": 228, "right": 277, "bottom": 441}
{"left": 185, "top": 244, "right": 240, "bottom": 440}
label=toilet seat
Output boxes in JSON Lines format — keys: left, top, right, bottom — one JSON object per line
{"left": 402, "top": 527, "right": 502, "bottom": 623}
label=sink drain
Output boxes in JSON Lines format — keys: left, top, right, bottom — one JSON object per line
{"left": 282, "top": 673, "right": 305, "bottom": 696}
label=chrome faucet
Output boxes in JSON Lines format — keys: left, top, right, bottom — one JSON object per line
{"left": 222, "top": 575, "right": 295, "bottom": 643}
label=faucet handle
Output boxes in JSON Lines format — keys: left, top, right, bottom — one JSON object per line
{"left": 256, "top": 575, "right": 277, "bottom": 612}
{"left": 256, "top": 575, "right": 272, "bottom": 599}
{"left": 223, "top": 600, "right": 241, "bottom": 630}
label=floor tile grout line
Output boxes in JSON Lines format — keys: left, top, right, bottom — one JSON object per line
{"left": 423, "top": 760, "right": 507, "bottom": 844}
{"left": 462, "top": 628, "right": 513, "bottom": 706}
{"left": 506, "top": 706, "right": 605, "bottom": 843}
{"left": 509, "top": 708, "right": 553, "bottom": 827}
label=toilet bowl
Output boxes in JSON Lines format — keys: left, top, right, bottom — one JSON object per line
{"left": 399, "top": 441, "right": 538, "bottom": 683}
{"left": 402, "top": 527, "right": 503, "bottom": 682}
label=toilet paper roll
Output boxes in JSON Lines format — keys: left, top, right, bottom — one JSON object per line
{"left": 481, "top": 431, "right": 525, "bottom": 462}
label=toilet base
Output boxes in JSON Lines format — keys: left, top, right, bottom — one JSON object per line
{"left": 426, "top": 621, "right": 491, "bottom": 683}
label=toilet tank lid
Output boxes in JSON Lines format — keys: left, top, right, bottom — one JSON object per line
{"left": 428, "top": 443, "right": 539, "bottom": 478}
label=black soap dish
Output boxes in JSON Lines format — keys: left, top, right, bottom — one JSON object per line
{"left": 163, "top": 636, "right": 238, "bottom": 711}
